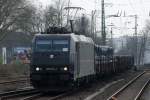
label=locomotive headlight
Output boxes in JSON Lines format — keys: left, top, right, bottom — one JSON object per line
{"left": 64, "top": 67, "right": 68, "bottom": 71}
{"left": 36, "top": 67, "right": 40, "bottom": 71}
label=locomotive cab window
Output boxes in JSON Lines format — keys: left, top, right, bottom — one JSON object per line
{"left": 53, "top": 40, "right": 69, "bottom": 52}
{"left": 35, "top": 40, "right": 52, "bottom": 51}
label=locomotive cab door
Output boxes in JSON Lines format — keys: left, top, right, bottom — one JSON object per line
{"left": 75, "top": 42, "right": 80, "bottom": 78}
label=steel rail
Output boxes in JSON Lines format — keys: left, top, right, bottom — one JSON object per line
{"left": 21, "top": 91, "right": 73, "bottom": 100}
{"left": 0, "top": 78, "right": 30, "bottom": 84}
{"left": 49, "top": 92, "right": 73, "bottom": 100}
{"left": 21, "top": 93, "right": 43, "bottom": 100}
{"left": 107, "top": 71, "right": 145, "bottom": 100}
{"left": 0, "top": 89, "right": 38, "bottom": 100}
{"left": 134, "top": 78, "right": 150, "bottom": 100}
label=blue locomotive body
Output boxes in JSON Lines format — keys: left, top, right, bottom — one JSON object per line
{"left": 30, "top": 34, "right": 95, "bottom": 91}
{"left": 30, "top": 34, "right": 72, "bottom": 91}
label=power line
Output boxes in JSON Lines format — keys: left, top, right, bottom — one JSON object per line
{"left": 139, "top": 0, "right": 147, "bottom": 16}
{"left": 128, "top": 0, "right": 137, "bottom": 13}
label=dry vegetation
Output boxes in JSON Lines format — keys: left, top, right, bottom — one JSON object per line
{"left": 0, "top": 64, "right": 29, "bottom": 78}
{"left": 0, "top": 64, "right": 30, "bottom": 91}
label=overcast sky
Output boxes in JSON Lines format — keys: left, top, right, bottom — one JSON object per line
{"left": 33, "top": 0, "right": 150, "bottom": 37}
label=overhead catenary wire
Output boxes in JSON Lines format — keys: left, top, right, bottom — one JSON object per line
{"left": 139, "top": 0, "right": 147, "bottom": 16}
{"left": 128, "top": 0, "right": 137, "bottom": 14}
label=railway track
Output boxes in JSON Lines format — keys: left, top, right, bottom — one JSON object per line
{"left": 0, "top": 88, "right": 40, "bottom": 100}
{"left": 0, "top": 76, "right": 74, "bottom": 100}
{"left": 134, "top": 78, "right": 150, "bottom": 100}
{"left": 0, "top": 75, "right": 30, "bottom": 86}
{"left": 0, "top": 77, "right": 31, "bottom": 92}
{"left": 107, "top": 71, "right": 150, "bottom": 100}
{"left": 0, "top": 89, "right": 74, "bottom": 100}
{"left": 0, "top": 75, "right": 29, "bottom": 80}
{"left": 23, "top": 91, "right": 72, "bottom": 100}
{"left": 0, "top": 78, "right": 30, "bottom": 84}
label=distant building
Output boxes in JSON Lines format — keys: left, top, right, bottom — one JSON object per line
{"left": 113, "top": 35, "right": 150, "bottom": 64}
{"left": 0, "top": 32, "right": 33, "bottom": 64}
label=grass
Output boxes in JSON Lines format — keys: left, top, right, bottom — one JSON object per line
{"left": 0, "top": 63, "right": 30, "bottom": 78}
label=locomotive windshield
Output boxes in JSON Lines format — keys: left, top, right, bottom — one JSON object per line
{"left": 53, "top": 40, "right": 69, "bottom": 52}
{"left": 35, "top": 39, "right": 69, "bottom": 52}
{"left": 36, "top": 40, "right": 52, "bottom": 51}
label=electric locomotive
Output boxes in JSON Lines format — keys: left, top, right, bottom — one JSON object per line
{"left": 30, "top": 33, "right": 95, "bottom": 91}
{"left": 30, "top": 33, "right": 134, "bottom": 92}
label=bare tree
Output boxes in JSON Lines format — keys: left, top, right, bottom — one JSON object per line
{"left": 44, "top": 6, "right": 58, "bottom": 29}
{"left": 28, "top": 0, "right": 67, "bottom": 33}
{"left": 14, "top": 3, "right": 36, "bottom": 33}
{"left": 54, "top": 0, "right": 66, "bottom": 27}
{"left": 137, "top": 32, "right": 147, "bottom": 65}
{"left": 0, "top": 0, "right": 35, "bottom": 39}
{"left": 30, "top": 7, "right": 45, "bottom": 33}
{"left": 44, "top": 0, "right": 66, "bottom": 28}
{"left": 137, "top": 20, "right": 150, "bottom": 65}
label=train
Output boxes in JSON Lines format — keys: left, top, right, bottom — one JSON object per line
{"left": 30, "top": 33, "right": 134, "bottom": 92}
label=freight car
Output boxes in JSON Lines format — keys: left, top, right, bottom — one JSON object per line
{"left": 30, "top": 33, "right": 134, "bottom": 92}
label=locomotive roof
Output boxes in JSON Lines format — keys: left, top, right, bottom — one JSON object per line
{"left": 34, "top": 33, "right": 94, "bottom": 44}
{"left": 95, "top": 44, "right": 113, "bottom": 49}
{"left": 71, "top": 34, "right": 94, "bottom": 44}
{"left": 34, "top": 33, "right": 72, "bottom": 37}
